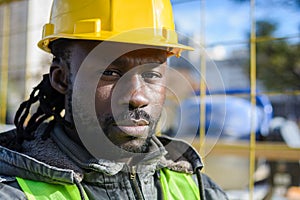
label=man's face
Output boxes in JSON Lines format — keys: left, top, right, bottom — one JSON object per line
{"left": 69, "top": 42, "right": 167, "bottom": 154}
{"left": 95, "top": 49, "right": 167, "bottom": 153}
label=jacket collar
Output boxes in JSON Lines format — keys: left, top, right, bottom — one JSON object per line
{"left": 51, "top": 124, "right": 168, "bottom": 175}
{"left": 0, "top": 143, "right": 78, "bottom": 184}
{"left": 0, "top": 123, "right": 203, "bottom": 185}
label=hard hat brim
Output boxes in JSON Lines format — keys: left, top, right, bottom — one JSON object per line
{"left": 38, "top": 31, "right": 194, "bottom": 54}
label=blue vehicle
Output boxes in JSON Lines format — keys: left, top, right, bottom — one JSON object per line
{"left": 172, "top": 89, "right": 273, "bottom": 140}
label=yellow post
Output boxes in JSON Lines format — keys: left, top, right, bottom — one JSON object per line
{"left": 199, "top": 0, "right": 206, "bottom": 157}
{"left": 0, "top": 3, "right": 10, "bottom": 124}
{"left": 249, "top": 0, "right": 257, "bottom": 199}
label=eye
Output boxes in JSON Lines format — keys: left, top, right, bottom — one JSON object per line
{"left": 102, "top": 70, "right": 121, "bottom": 76}
{"left": 100, "top": 69, "right": 121, "bottom": 81}
{"left": 141, "top": 71, "right": 162, "bottom": 81}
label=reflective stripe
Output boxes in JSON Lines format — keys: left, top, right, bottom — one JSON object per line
{"left": 16, "top": 177, "right": 88, "bottom": 200}
{"left": 16, "top": 169, "right": 199, "bottom": 200}
{"left": 160, "top": 168, "right": 200, "bottom": 200}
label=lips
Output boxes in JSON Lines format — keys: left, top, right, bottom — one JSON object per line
{"left": 116, "top": 118, "right": 149, "bottom": 126}
{"left": 111, "top": 119, "right": 150, "bottom": 138}
{"left": 117, "top": 125, "right": 148, "bottom": 138}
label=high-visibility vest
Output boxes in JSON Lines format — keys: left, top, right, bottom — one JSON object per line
{"left": 159, "top": 168, "right": 200, "bottom": 200}
{"left": 16, "top": 168, "right": 200, "bottom": 200}
{"left": 16, "top": 177, "right": 89, "bottom": 200}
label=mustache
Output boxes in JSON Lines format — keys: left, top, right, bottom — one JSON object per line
{"left": 99, "top": 109, "right": 154, "bottom": 125}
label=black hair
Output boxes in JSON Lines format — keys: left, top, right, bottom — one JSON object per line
{"left": 14, "top": 74, "right": 65, "bottom": 145}
{"left": 13, "top": 39, "right": 73, "bottom": 151}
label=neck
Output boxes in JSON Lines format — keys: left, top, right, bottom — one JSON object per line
{"left": 63, "top": 122, "right": 85, "bottom": 147}
{"left": 62, "top": 122, "right": 139, "bottom": 164}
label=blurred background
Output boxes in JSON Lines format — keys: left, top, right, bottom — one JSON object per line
{"left": 0, "top": 0, "right": 299, "bottom": 199}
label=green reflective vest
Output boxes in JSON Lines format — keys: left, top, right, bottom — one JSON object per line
{"left": 16, "top": 168, "right": 200, "bottom": 200}
{"left": 160, "top": 168, "right": 200, "bottom": 200}
{"left": 16, "top": 177, "right": 89, "bottom": 200}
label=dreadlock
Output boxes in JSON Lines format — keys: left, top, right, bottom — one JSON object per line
{"left": 14, "top": 74, "right": 66, "bottom": 145}
{"left": 13, "top": 39, "right": 75, "bottom": 151}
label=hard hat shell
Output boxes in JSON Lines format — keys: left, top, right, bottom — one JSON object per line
{"left": 38, "top": 0, "right": 193, "bottom": 53}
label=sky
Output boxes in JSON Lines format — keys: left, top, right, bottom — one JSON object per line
{"left": 29, "top": 0, "right": 300, "bottom": 61}
{"left": 172, "top": 0, "right": 300, "bottom": 47}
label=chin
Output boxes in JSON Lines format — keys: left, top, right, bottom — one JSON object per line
{"left": 119, "top": 138, "right": 150, "bottom": 153}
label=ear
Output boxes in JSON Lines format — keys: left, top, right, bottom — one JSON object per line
{"left": 50, "top": 65, "right": 68, "bottom": 94}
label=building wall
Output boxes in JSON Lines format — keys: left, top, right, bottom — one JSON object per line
{"left": 0, "top": 0, "right": 52, "bottom": 123}
{"left": 0, "top": 1, "right": 28, "bottom": 123}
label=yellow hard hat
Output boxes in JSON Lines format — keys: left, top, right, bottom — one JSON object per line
{"left": 38, "top": 0, "right": 193, "bottom": 54}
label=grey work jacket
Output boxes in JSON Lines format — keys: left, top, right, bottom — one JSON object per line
{"left": 0, "top": 124, "right": 228, "bottom": 200}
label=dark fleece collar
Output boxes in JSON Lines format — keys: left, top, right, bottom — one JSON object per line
{"left": 0, "top": 123, "right": 202, "bottom": 177}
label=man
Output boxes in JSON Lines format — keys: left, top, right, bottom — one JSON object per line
{"left": 0, "top": 0, "right": 228, "bottom": 199}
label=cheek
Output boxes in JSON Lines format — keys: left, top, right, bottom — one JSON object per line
{"left": 155, "top": 86, "right": 166, "bottom": 103}
{"left": 148, "top": 85, "right": 166, "bottom": 117}
{"left": 95, "top": 84, "right": 113, "bottom": 114}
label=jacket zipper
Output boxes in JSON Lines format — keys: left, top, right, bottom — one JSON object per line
{"left": 130, "top": 166, "right": 145, "bottom": 200}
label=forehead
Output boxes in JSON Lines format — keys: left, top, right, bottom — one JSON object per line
{"left": 69, "top": 40, "right": 167, "bottom": 56}
{"left": 111, "top": 48, "right": 168, "bottom": 67}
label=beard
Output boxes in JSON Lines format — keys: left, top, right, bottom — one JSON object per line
{"left": 98, "top": 109, "right": 159, "bottom": 153}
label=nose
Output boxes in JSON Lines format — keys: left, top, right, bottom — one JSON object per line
{"left": 118, "top": 74, "right": 149, "bottom": 110}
